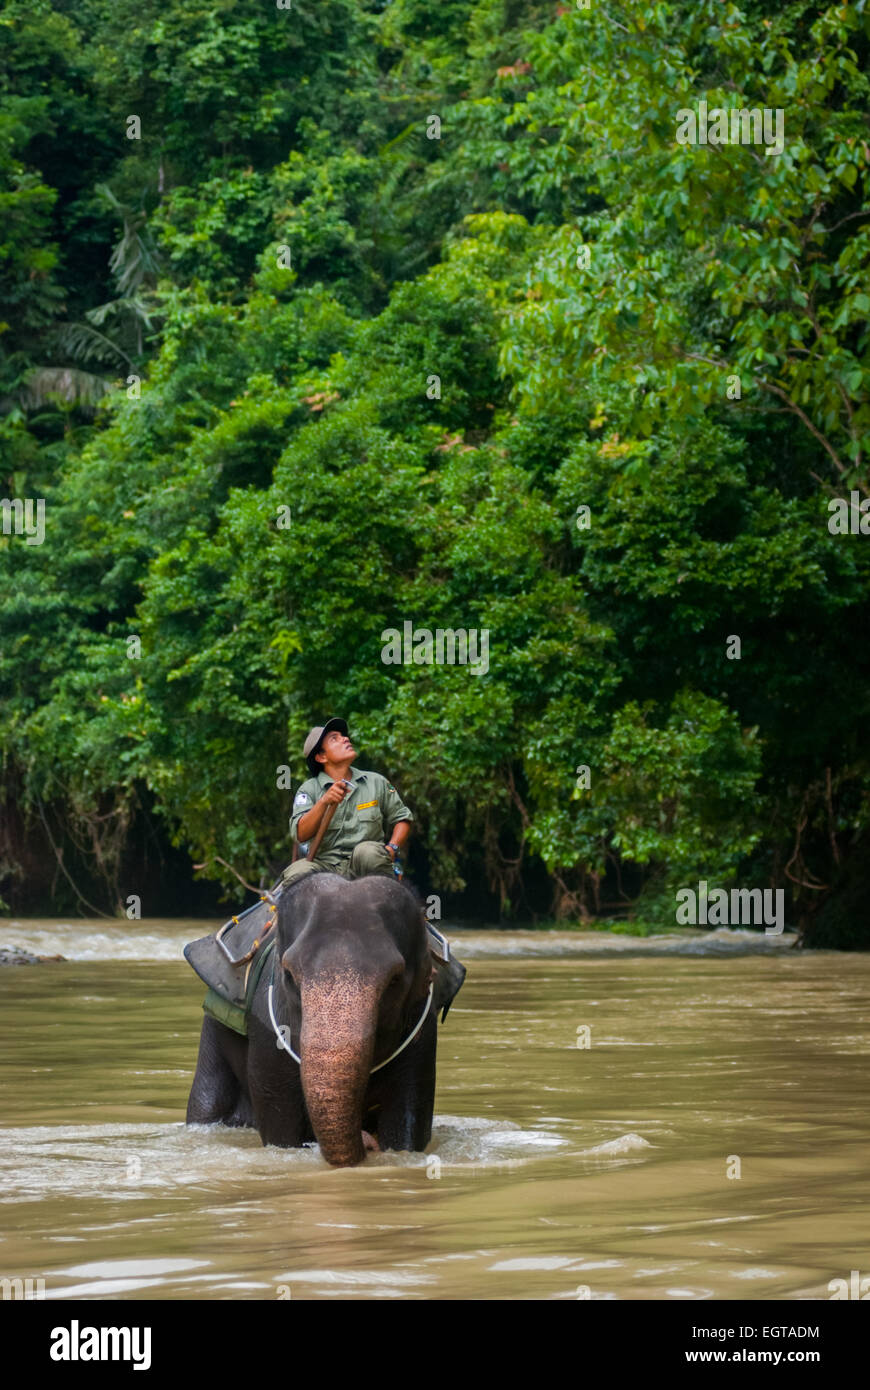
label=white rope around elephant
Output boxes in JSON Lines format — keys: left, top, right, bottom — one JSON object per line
{"left": 267, "top": 977, "right": 434, "bottom": 1074}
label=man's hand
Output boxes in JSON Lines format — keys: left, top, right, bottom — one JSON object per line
{"left": 385, "top": 822, "right": 410, "bottom": 861}
{"left": 297, "top": 780, "right": 352, "bottom": 841}
{"left": 322, "top": 780, "right": 351, "bottom": 807}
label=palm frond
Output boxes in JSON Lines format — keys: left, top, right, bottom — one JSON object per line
{"left": 86, "top": 297, "right": 153, "bottom": 332}
{"left": 95, "top": 185, "right": 159, "bottom": 297}
{"left": 49, "top": 320, "right": 132, "bottom": 368}
{"left": 21, "top": 367, "right": 114, "bottom": 410}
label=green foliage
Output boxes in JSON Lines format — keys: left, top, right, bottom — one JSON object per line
{"left": 498, "top": 2, "right": 870, "bottom": 488}
{"left": 1, "top": 0, "right": 868, "bottom": 942}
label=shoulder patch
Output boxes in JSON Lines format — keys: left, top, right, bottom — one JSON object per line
{"left": 293, "top": 791, "right": 311, "bottom": 808}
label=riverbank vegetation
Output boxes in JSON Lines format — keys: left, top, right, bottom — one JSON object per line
{"left": 1, "top": 1, "right": 868, "bottom": 944}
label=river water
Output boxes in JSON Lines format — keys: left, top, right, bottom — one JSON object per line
{"left": 1, "top": 918, "right": 867, "bottom": 1301}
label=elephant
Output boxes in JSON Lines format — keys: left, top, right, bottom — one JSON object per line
{"left": 186, "top": 871, "right": 442, "bottom": 1167}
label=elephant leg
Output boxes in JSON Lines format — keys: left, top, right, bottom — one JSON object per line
{"left": 246, "top": 1019, "right": 313, "bottom": 1149}
{"left": 249, "top": 1075, "right": 312, "bottom": 1148}
{"left": 226, "top": 1089, "right": 255, "bottom": 1129}
{"left": 370, "top": 1013, "right": 437, "bottom": 1153}
{"left": 187, "top": 1016, "right": 251, "bottom": 1126}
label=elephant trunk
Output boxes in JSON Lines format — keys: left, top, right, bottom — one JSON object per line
{"left": 299, "top": 975, "right": 379, "bottom": 1168}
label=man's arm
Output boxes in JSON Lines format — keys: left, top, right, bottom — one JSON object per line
{"left": 379, "top": 777, "right": 414, "bottom": 861}
{"left": 295, "top": 781, "right": 350, "bottom": 842}
{"left": 385, "top": 819, "right": 411, "bottom": 861}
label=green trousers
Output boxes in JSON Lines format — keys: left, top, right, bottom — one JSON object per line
{"left": 280, "top": 840, "right": 395, "bottom": 886}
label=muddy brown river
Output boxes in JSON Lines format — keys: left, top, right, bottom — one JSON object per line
{"left": 1, "top": 919, "right": 867, "bottom": 1301}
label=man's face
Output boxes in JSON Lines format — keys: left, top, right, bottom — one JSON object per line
{"left": 317, "top": 729, "right": 355, "bottom": 767}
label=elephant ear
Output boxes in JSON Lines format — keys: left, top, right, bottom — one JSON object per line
{"left": 432, "top": 953, "right": 467, "bottom": 1023}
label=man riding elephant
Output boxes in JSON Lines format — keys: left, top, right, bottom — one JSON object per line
{"left": 183, "top": 715, "right": 465, "bottom": 1138}
{"left": 281, "top": 717, "right": 413, "bottom": 886}
{"left": 277, "top": 718, "right": 464, "bottom": 1019}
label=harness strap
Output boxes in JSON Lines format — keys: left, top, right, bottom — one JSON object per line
{"left": 266, "top": 953, "right": 433, "bottom": 1073}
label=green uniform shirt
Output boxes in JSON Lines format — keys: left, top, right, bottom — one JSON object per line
{"left": 289, "top": 767, "right": 414, "bottom": 871}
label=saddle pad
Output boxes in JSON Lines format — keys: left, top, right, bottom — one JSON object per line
{"left": 202, "top": 937, "right": 276, "bottom": 1037}
{"left": 202, "top": 987, "right": 247, "bottom": 1036}
{"left": 432, "top": 951, "right": 466, "bottom": 1022}
{"left": 184, "top": 894, "right": 278, "bottom": 1007}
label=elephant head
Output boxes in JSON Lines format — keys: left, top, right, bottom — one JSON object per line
{"left": 275, "top": 874, "right": 432, "bottom": 1167}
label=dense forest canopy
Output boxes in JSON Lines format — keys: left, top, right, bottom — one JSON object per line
{"left": 1, "top": 0, "right": 868, "bottom": 943}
